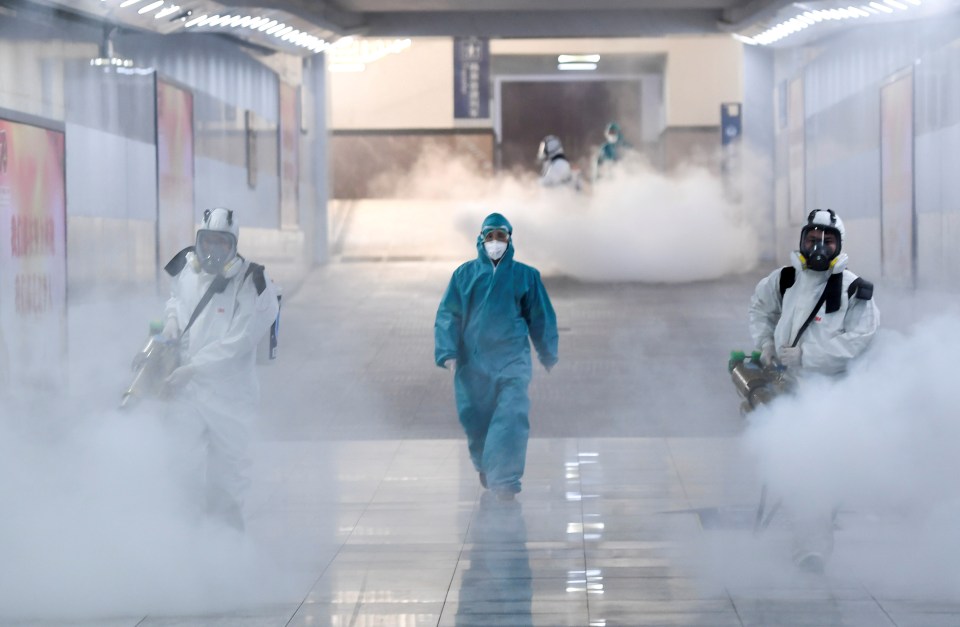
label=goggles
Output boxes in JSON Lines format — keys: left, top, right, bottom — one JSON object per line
{"left": 481, "top": 228, "right": 510, "bottom": 242}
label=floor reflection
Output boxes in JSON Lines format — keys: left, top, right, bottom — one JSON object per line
{"left": 455, "top": 490, "right": 532, "bottom": 627}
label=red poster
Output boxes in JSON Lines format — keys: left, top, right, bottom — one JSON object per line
{"left": 0, "top": 118, "right": 67, "bottom": 388}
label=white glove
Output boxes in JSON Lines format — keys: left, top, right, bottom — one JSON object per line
{"left": 779, "top": 346, "right": 802, "bottom": 369}
{"left": 442, "top": 359, "right": 457, "bottom": 374}
{"left": 759, "top": 343, "right": 777, "bottom": 368}
{"left": 162, "top": 317, "right": 179, "bottom": 341}
{"left": 164, "top": 365, "right": 195, "bottom": 388}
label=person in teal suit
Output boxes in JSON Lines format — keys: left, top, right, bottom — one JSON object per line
{"left": 434, "top": 213, "right": 559, "bottom": 500}
{"left": 593, "top": 121, "right": 632, "bottom": 182}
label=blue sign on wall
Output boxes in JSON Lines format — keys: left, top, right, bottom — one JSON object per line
{"left": 454, "top": 37, "right": 489, "bottom": 119}
{"left": 721, "top": 102, "right": 742, "bottom": 145}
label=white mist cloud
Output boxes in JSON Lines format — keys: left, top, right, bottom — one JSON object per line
{"left": 740, "top": 314, "right": 960, "bottom": 595}
{"left": 365, "top": 146, "right": 764, "bottom": 282}
{"left": 0, "top": 297, "right": 295, "bottom": 620}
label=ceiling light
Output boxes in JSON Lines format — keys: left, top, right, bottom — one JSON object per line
{"left": 119, "top": 0, "right": 144, "bottom": 7}
{"left": 138, "top": 1, "right": 164, "bottom": 14}
{"left": 558, "top": 54, "right": 600, "bottom": 63}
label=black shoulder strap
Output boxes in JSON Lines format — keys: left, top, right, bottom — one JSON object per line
{"left": 164, "top": 246, "right": 194, "bottom": 277}
{"left": 180, "top": 274, "right": 230, "bottom": 339}
{"left": 824, "top": 272, "right": 844, "bottom": 313}
{"left": 778, "top": 266, "right": 795, "bottom": 298}
{"left": 848, "top": 277, "right": 873, "bottom": 300}
{"left": 790, "top": 273, "right": 843, "bottom": 347}
{"left": 243, "top": 262, "right": 267, "bottom": 295}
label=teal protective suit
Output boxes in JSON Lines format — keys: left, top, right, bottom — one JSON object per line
{"left": 434, "top": 214, "right": 559, "bottom": 495}
{"left": 598, "top": 122, "right": 630, "bottom": 166}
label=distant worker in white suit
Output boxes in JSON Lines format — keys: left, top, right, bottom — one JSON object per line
{"left": 536, "top": 135, "right": 574, "bottom": 188}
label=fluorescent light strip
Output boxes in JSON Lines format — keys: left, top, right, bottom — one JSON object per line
{"left": 179, "top": 12, "right": 329, "bottom": 52}
{"left": 558, "top": 54, "right": 600, "bottom": 63}
{"left": 119, "top": 0, "right": 144, "bottom": 7}
{"left": 138, "top": 1, "right": 164, "bottom": 14}
{"left": 747, "top": 1, "right": 917, "bottom": 46}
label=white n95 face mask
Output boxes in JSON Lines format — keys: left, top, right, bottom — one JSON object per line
{"left": 484, "top": 240, "right": 507, "bottom": 260}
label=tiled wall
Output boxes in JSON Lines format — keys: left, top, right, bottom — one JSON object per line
{"left": 774, "top": 14, "right": 960, "bottom": 289}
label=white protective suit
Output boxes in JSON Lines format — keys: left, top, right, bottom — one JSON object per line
{"left": 537, "top": 135, "right": 575, "bottom": 188}
{"left": 163, "top": 246, "right": 279, "bottom": 529}
{"left": 747, "top": 215, "right": 879, "bottom": 571}
{"left": 748, "top": 251, "right": 879, "bottom": 376}
{"left": 539, "top": 156, "right": 573, "bottom": 188}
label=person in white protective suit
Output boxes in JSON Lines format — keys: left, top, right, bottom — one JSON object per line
{"left": 748, "top": 208, "right": 879, "bottom": 573}
{"left": 536, "top": 135, "right": 574, "bottom": 188}
{"left": 161, "top": 207, "right": 279, "bottom": 531}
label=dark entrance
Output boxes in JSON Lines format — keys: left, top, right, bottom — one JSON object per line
{"left": 499, "top": 80, "right": 641, "bottom": 176}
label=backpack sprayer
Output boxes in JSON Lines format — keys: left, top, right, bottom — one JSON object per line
{"left": 728, "top": 350, "right": 794, "bottom": 416}
{"left": 729, "top": 350, "right": 799, "bottom": 533}
{"left": 120, "top": 321, "right": 180, "bottom": 409}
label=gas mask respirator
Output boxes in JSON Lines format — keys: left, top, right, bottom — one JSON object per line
{"left": 799, "top": 228, "right": 839, "bottom": 272}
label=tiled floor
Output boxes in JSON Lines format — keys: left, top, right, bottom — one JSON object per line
{"left": 3, "top": 261, "right": 960, "bottom": 626}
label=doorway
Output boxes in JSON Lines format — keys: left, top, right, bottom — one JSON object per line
{"left": 879, "top": 68, "right": 915, "bottom": 288}
{"left": 497, "top": 79, "right": 641, "bottom": 176}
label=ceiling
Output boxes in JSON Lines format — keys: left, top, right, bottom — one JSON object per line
{"left": 222, "top": 0, "right": 792, "bottom": 37}
{"left": 21, "top": 0, "right": 955, "bottom": 56}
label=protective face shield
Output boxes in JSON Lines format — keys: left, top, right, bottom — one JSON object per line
{"left": 537, "top": 135, "right": 563, "bottom": 163}
{"left": 799, "top": 209, "right": 844, "bottom": 271}
{"left": 196, "top": 207, "right": 239, "bottom": 274}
